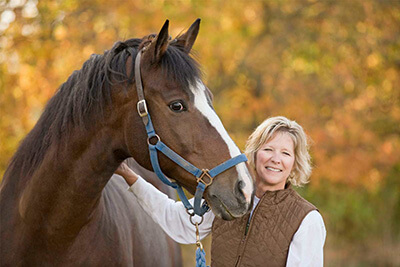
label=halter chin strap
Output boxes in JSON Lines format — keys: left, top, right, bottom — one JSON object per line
{"left": 134, "top": 48, "right": 247, "bottom": 216}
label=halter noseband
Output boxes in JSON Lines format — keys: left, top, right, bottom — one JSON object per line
{"left": 134, "top": 48, "right": 247, "bottom": 216}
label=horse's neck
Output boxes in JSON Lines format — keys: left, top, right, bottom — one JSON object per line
{"left": 18, "top": 125, "right": 124, "bottom": 242}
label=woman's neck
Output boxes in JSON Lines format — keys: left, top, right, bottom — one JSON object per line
{"left": 255, "top": 181, "right": 286, "bottom": 198}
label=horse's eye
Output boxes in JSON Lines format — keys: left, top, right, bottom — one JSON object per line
{"left": 169, "top": 101, "right": 186, "bottom": 112}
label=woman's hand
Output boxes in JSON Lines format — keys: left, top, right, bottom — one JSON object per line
{"left": 115, "top": 162, "right": 139, "bottom": 186}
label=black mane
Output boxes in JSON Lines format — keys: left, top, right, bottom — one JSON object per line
{"left": 4, "top": 37, "right": 201, "bottom": 178}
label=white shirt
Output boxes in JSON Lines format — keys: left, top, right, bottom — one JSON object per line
{"left": 128, "top": 176, "right": 326, "bottom": 266}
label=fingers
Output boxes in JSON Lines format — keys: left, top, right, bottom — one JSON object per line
{"left": 115, "top": 162, "right": 139, "bottom": 186}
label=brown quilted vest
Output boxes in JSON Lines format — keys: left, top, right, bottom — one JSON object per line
{"left": 211, "top": 186, "right": 316, "bottom": 267}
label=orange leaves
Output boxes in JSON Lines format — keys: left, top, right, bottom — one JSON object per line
{"left": 1, "top": 0, "right": 399, "bottom": 192}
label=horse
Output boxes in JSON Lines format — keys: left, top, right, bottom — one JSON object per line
{"left": 0, "top": 19, "right": 254, "bottom": 266}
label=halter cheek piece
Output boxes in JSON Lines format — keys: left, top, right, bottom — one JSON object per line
{"left": 134, "top": 47, "right": 247, "bottom": 216}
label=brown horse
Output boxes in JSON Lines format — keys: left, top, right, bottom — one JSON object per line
{"left": 0, "top": 19, "right": 254, "bottom": 266}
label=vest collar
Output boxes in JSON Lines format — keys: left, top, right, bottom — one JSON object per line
{"left": 260, "top": 183, "right": 293, "bottom": 205}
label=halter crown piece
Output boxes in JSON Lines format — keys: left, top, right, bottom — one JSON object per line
{"left": 134, "top": 47, "right": 248, "bottom": 216}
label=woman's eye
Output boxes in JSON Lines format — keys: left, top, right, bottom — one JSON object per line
{"left": 169, "top": 101, "right": 186, "bottom": 112}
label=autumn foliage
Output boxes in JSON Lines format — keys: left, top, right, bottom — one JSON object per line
{"left": 1, "top": 0, "right": 399, "bottom": 265}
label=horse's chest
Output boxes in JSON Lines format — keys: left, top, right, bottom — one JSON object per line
{"left": 67, "top": 199, "right": 178, "bottom": 266}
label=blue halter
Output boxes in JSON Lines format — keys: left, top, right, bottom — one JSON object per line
{"left": 134, "top": 48, "right": 247, "bottom": 216}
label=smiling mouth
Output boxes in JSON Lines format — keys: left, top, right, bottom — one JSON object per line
{"left": 266, "top": 167, "right": 282, "bottom": 172}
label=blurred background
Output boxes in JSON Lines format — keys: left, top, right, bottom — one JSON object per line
{"left": 1, "top": 0, "right": 399, "bottom": 266}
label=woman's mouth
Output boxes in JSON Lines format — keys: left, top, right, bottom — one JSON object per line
{"left": 266, "top": 166, "right": 282, "bottom": 172}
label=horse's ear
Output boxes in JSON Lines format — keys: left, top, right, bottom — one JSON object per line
{"left": 176, "top": 18, "right": 200, "bottom": 54}
{"left": 146, "top": 20, "right": 170, "bottom": 63}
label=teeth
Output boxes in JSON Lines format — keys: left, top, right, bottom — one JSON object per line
{"left": 266, "top": 167, "right": 281, "bottom": 172}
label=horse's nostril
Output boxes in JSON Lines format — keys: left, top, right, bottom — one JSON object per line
{"left": 235, "top": 180, "right": 246, "bottom": 199}
{"left": 237, "top": 180, "right": 244, "bottom": 190}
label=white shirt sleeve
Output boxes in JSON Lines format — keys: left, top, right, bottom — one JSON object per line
{"left": 127, "top": 176, "right": 214, "bottom": 244}
{"left": 286, "top": 210, "right": 326, "bottom": 267}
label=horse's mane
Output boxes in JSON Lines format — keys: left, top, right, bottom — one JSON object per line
{"left": 5, "top": 37, "right": 201, "bottom": 178}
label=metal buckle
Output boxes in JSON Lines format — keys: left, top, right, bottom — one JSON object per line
{"left": 137, "top": 100, "right": 148, "bottom": 117}
{"left": 197, "top": 169, "right": 214, "bottom": 187}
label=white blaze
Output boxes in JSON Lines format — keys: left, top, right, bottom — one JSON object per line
{"left": 191, "top": 80, "right": 253, "bottom": 203}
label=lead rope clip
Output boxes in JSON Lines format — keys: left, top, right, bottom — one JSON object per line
{"left": 195, "top": 222, "right": 204, "bottom": 251}
{"left": 189, "top": 214, "right": 207, "bottom": 267}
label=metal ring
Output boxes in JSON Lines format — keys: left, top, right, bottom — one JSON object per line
{"left": 189, "top": 213, "right": 204, "bottom": 226}
{"left": 147, "top": 134, "right": 160, "bottom": 146}
{"left": 186, "top": 208, "right": 194, "bottom": 216}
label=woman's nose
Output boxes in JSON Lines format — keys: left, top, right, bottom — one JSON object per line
{"left": 271, "top": 154, "right": 281, "bottom": 164}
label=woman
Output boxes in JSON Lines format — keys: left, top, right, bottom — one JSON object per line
{"left": 116, "top": 116, "right": 326, "bottom": 266}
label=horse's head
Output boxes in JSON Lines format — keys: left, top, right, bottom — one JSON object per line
{"left": 119, "top": 20, "right": 254, "bottom": 220}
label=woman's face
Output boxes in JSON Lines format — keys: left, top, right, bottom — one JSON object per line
{"left": 254, "top": 131, "right": 295, "bottom": 196}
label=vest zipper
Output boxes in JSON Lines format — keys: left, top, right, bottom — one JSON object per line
{"left": 234, "top": 255, "right": 241, "bottom": 267}
{"left": 235, "top": 194, "right": 266, "bottom": 267}
{"left": 245, "top": 220, "right": 250, "bottom": 235}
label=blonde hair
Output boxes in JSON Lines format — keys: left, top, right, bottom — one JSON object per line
{"left": 245, "top": 116, "right": 312, "bottom": 187}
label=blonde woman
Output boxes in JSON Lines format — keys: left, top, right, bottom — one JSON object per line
{"left": 117, "top": 116, "right": 326, "bottom": 266}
